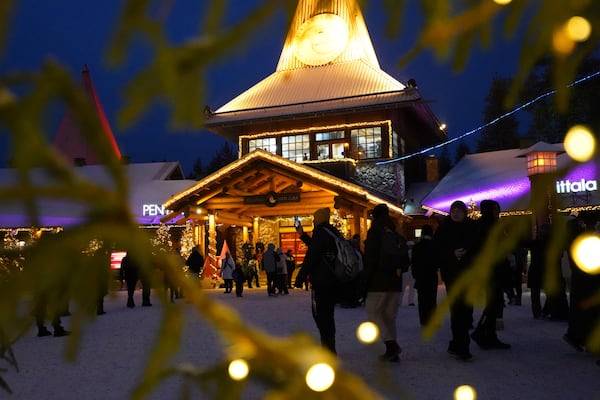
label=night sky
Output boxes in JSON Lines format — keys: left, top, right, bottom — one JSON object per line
{"left": 1, "top": 1, "right": 526, "bottom": 175}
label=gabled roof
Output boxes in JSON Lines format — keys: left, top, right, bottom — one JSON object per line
{"left": 421, "top": 144, "right": 600, "bottom": 216}
{"left": 0, "top": 162, "right": 196, "bottom": 228}
{"left": 53, "top": 65, "right": 121, "bottom": 165}
{"left": 163, "top": 149, "right": 406, "bottom": 223}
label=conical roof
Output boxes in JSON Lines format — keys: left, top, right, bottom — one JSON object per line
{"left": 53, "top": 65, "right": 121, "bottom": 165}
{"left": 209, "top": 0, "right": 413, "bottom": 119}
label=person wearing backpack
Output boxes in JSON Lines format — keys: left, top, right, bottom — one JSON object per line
{"left": 364, "top": 203, "right": 405, "bottom": 362}
{"left": 294, "top": 207, "right": 341, "bottom": 354}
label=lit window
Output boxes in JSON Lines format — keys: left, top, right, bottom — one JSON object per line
{"left": 351, "top": 127, "right": 382, "bottom": 159}
{"left": 314, "top": 130, "right": 347, "bottom": 160}
{"left": 316, "top": 131, "right": 344, "bottom": 141}
{"left": 282, "top": 134, "right": 310, "bottom": 162}
{"left": 249, "top": 138, "right": 277, "bottom": 154}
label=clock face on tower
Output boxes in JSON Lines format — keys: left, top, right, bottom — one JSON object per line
{"left": 293, "top": 13, "right": 349, "bottom": 66}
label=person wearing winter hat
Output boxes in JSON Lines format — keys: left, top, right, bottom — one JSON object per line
{"left": 433, "top": 199, "right": 477, "bottom": 361}
{"left": 294, "top": 206, "right": 342, "bottom": 354}
{"left": 312, "top": 207, "right": 331, "bottom": 226}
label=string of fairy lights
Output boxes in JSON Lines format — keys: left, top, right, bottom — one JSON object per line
{"left": 377, "top": 70, "right": 600, "bottom": 166}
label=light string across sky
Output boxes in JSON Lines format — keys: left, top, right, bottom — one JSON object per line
{"left": 377, "top": 70, "right": 600, "bottom": 166}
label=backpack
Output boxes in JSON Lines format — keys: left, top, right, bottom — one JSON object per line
{"left": 380, "top": 228, "right": 410, "bottom": 272}
{"left": 323, "top": 228, "right": 364, "bottom": 283}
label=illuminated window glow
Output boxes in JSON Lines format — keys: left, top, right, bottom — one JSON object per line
{"left": 351, "top": 126, "right": 382, "bottom": 159}
{"left": 282, "top": 134, "right": 310, "bottom": 162}
{"left": 248, "top": 137, "right": 277, "bottom": 154}
{"left": 527, "top": 152, "right": 557, "bottom": 175}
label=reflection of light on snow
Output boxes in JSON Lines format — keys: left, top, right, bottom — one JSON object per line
{"left": 306, "top": 363, "right": 335, "bottom": 392}
{"left": 424, "top": 178, "right": 530, "bottom": 214}
{"left": 356, "top": 321, "right": 379, "bottom": 344}
{"left": 454, "top": 385, "right": 477, "bottom": 400}
{"left": 228, "top": 359, "right": 249, "bottom": 381}
{"left": 570, "top": 234, "right": 600, "bottom": 274}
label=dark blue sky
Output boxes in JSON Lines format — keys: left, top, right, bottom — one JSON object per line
{"left": 1, "top": 1, "right": 525, "bottom": 175}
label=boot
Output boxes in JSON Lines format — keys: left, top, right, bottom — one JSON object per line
{"left": 53, "top": 326, "right": 70, "bottom": 337}
{"left": 37, "top": 326, "right": 52, "bottom": 337}
{"left": 379, "top": 340, "right": 401, "bottom": 362}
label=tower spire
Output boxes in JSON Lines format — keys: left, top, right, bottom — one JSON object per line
{"left": 276, "top": 0, "right": 380, "bottom": 71}
{"left": 53, "top": 65, "right": 121, "bottom": 165}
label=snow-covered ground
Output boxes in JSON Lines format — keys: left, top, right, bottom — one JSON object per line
{"left": 3, "top": 284, "right": 599, "bottom": 400}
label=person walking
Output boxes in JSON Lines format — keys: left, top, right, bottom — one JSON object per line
{"left": 263, "top": 244, "right": 278, "bottom": 297}
{"left": 470, "top": 199, "right": 511, "bottom": 350}
{"left": 294, "top": 207, "right": 341, "bottom": 354}
{"left": 411, "top": 224, "right": 439, "bottom": 327}
{"left": 364, "top": 203, "right": 406, "bottom": 362}
{"left": 433, "top": 200, "right": 477, "bottom": 361}
{"left": 221, "top": 251, "right": 235, "bottom": 294}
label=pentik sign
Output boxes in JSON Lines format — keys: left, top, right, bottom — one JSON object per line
{"left": 555, "top": 178, "right": 598, "bottom": 194}
{"left": 142, "top": 204, "right": 169, "bottom": 216}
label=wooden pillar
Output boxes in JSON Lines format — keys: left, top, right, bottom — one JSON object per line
{"left": 253, "top": 217, "right": 259, "bottom": 248}
{"left": 243, "top": 226, "right": 249, "bottom": 244}
{"left": 208, "top": 213, "right": 217, "bottom": 269}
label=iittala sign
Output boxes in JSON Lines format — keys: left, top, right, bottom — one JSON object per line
{"left": 555, "top": 178, "right": 598, "bottom": 194}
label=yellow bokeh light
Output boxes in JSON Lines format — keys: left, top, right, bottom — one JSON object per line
{"left": 454, "top": 385, "right": 477, "bottom": 400}
{"left": 493, "top": 0, "right": 512, "bottom": 5}
{"left": 305, "top": 363, "right": 335, "bottom": 392}
{"left": 570, "top": 234, "right": 600, "bottom": 274}
{"left": 228, "top": 359, "right": 249, "bottom": 381}
{"left": 566, "top": 16, "right": 592, "bottom": 42}
{"left": 552, "top": 28, "right": 575, "bottom": 55}
{"left": 564, "top": 125, "right": 596, "bottom": 162}
{"left": 357, "top": 321, "right": 379, "bottom": 344}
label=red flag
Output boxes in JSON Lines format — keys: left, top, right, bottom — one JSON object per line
{"left": 217, "top": 240, "right": 229, "bottom": 260}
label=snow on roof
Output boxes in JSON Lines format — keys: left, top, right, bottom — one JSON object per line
{"left": 0, "top": 162, "right": 196, "bottom": 228}
{"left": 421, "top": 146, "right": 599, "bottom": 216}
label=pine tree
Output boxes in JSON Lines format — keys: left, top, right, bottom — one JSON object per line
{"left": 205, "top": 141, "right": 238, "bottom": 175}
{"left": 454, "top": 141, "right": 471, "bottom": 164}
{"left": 476, "top": 74, "right": 521, "bottom": 152}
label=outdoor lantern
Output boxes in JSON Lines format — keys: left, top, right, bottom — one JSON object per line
{"left": 520, "top": 142, "right": 564, "bottom": 176}
{"left": 526, "top": 151, "right": 558, "bottom": 175}
{"left": 518, "top": 142, "right": 565, "bottom": 227}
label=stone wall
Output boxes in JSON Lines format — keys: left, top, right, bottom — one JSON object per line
{"left": 355, "top": 161, "right": 405, "bottom": 201}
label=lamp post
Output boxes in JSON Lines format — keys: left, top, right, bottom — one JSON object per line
{"left": 520, "top": 142, "right": 564, "bottom": 233}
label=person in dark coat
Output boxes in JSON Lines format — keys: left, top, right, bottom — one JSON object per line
{"left": 563, "top": 217, "right": 600, "bottom": 353}
{"left": 233, "top": 262, "right": 246, "bottom": 297}
{"left": 186, "top": 246, "right": 204, "bottom": 280}
{"left": 411, "top": 224, "right": 439, "bottom": 326}
{"left": 526, "top": 223, "right": 550, "bottom": 319}
{"left": 364, "top": 203, "right": 405, "bottom": 362}
{"left": 294, "top": 207, "right": 341, "bottom": 354}
{"left": 470, "top": 200, "right": 511, "bottom": 350}
{"left": 121, "top": 252, "right": 140, "bottom": 308}
{"left": 262, "top": 244, "right": 278, "bottom": 296}
{"left": 433, "top": 200, "right": 477, "bottom": 361}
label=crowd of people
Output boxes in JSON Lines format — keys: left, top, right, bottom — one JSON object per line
{"left": 33, "top": 202, "right": 600, "bottom": 370}
{"left": 293, "top": 202, "right": 600, "bottom": 367}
